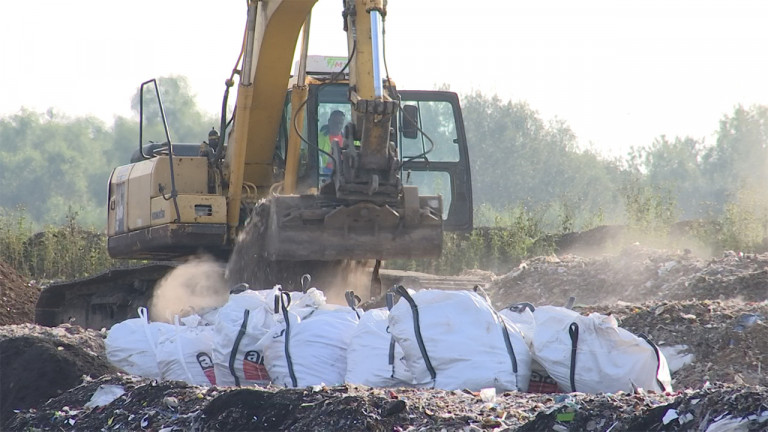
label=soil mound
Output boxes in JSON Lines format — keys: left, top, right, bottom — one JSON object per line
{"left": 0, "top": 260, "right": 39, "bottom": 325}
{"left": 488, "top": 246, "right": 768, "bottom": 307}
{"left": 0, "top": 326, "right": 117, "bottom": 425}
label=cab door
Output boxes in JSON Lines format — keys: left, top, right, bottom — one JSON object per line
{"left": 397, "top": 90, "right": 473, "bottom": 232}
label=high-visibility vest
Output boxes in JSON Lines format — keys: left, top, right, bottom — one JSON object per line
{"left": 319, "top": 133, "right": 343, "bottom": 172}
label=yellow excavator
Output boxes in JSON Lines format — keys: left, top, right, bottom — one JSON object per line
{"left": 35, "top": 0, "right": 473, "bottom": 330}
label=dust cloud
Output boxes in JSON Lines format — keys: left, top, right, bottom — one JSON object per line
{"left": 312, "top": 260, "right": 374, "bottom": 306}
{"left": 149, "top": 255, "right": 229, "bottom": 323}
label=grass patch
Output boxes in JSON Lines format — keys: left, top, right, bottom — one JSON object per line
{"left": 0, "top": 207, "right": 116, "bottom": 281}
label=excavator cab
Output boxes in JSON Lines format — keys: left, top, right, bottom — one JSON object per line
{"left": 275, "top": 80, "right": 473, "bottom": 233}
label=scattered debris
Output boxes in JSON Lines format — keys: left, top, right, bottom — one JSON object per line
{"left": 3, "top": 247, "right": 768, "bottom": 430}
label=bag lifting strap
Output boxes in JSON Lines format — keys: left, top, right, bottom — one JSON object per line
{"left": 568, "top": 322, "right": 579, "bottom": 393}
{"left": 386, "top": 291, "right": 396, "bottom": 376}
{"left": 394, "top": 285, "right": 436, "bottom": 383}
{"left": 498, "top": 313, "right": 519, "bottom": 375}
{"left": 475, "top": 290, "right": 520, "bottom": 387}
{"left": 638, "top": 332, "right": 669, "bottom": 392}
{"left": 345, "top": 290, "right": 362, "bottom": 320}
{"left": 275, "top": 289, "right": 298, "bottom": 388}
{"left": 228, "top": 308, "right": 250, "bottom": 387}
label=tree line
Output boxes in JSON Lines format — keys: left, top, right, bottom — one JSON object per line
{"left": 3, "top": 76, "right": 768, "bottom": 247}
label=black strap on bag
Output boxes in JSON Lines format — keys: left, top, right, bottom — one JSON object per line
{"left": 273, "top": 288, "right": 291, "bottom": 314}
{"left": 497, "top": 313, "right": 519, "bottom": 385}
{"left": 386, "top": 291, "right": 396, "bottom": 374}
{"left": 300, "top": 274, "right": 311, "bottom": 293}
{"left": 228, "top": 308, "right": 250, "bottom": 387}
{"left": 229, "top": 282, "right": 249, "bottom": 295}
{"left": 394, "top": 285, "right": 436, "bottom": 383}
{"left": 475, "top": 289, "right": 520, "bottom": 389}
{"left": 385, "top": 290, "right": 395, "bottom": 310}
{"left": 568, "top": 322, "right": 579, "bottom": 393}
{"left": 506, "top": 302, "right": 535, "bottom": 313}
{"left": 638, "top": 332, "right": 669, "bottom": 392}
{"left": 345, "top": 290, "right": 362, "bottom": 320}
{"left": 276, "top": 289, "right": 298, "bottom": 388}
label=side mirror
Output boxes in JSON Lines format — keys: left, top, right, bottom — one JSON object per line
{"left": 401, "top": 104, "right": 419, "bottom": 139}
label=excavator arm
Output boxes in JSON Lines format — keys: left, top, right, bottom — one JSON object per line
{"left": 223, "top": 0, "right": 317, "bottom": 230}
{"left": 223, "top": 0, "right": 444, "bottom": 264}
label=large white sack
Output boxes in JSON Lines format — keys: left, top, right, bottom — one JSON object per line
{"left": 532, "top": 305, "right": 672, "bottom": 394}
{"left": 258, "top": 305, "right": 359, "bottom": 388}
{"left": 212, "top": 290, "right": 277, "bottom": 386}
{"left": 345, "top": 308, "right": 413, "bottom": 387}
{"left": 388, "top": 288, "right": 531, "bottom": 392}
{"left": 212, "top": 285, "right": 327, "bottom": 387}
{"left": 105, "top": 307, "right": 173, "bottom": 379}
{"left": 156, "top": 318, "right": 217, "bottom": 386}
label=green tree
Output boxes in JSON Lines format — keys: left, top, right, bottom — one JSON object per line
{"left": 700, "top": 104, "right": 768, "bottom": 214}
{"left": 460, "top": 91, "right": 625, "bottom": 230}
{"left": 0, "top": 75, "right": 218, "bottom": 228}
{"left": 0, "top": 109, "right": 111, "bottom": 227}
{"left": 629, "top": 136, "right": 709, "bottom": 219}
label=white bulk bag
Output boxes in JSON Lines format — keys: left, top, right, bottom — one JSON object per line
{"left": 156, "top": 317, "right": 217, "bottom": 386}
{"left": 257, "top": 298, "right": 359, "bottom": 388}
{"left": 345, "top": 308, "right": 413, "bottom": 387}
{"left": 532, "top": 305, "right": 672, "bottom": 394}
{"left": 213, "top": 290, "right": 277, "bottom": 386}
{"left": 211, "top": 285, "right": 327, "bottom": 387}
{"left": 388, "top": 287, "right": 531, "bottom": 392}
{"left": 105, "top": 307, "right": 173, "bottom": 379}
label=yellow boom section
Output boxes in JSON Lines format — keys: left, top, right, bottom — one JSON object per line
{"left": 225, "top": 0, "right": 317, "bottom": 230}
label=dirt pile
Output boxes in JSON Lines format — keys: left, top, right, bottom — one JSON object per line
{"left": 0, "top": 260, "right": 40, "bottom": 325}
{"left": 0, "top": 324, "right": 117, "bottom": 425}
{"left": 3, "top": 247, "right": 768, "bottom": 431}
{"left": 488, "top": 245, "right": 768, "bottom": 307}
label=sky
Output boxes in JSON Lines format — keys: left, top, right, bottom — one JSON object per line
{"left": 3, "top": 0, "right": 768, "bottom": 158}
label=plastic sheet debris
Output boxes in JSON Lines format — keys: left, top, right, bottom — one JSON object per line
{"left": 84, "top": 384, "right": 125, "bottom": 408}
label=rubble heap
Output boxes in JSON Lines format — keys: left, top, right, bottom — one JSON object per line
{"left": 3, "top": 247, "right": 768, "bottom": 431}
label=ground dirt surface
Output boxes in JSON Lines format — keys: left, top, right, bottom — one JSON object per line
{"left": 2, "top": 246, "right": 768, "bottom": 431}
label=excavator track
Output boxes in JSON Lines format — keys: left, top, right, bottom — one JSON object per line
{"left": 35, "top": 262, "right": 178, "bottom": 330}
{"left": 34, "top": 261, "right": 486, "bottom": 330}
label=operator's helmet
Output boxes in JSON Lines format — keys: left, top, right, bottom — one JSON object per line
{"left": 208, "top": 128, "right": 220, "bottom": 149}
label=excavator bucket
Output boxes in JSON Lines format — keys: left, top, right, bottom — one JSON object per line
{"left": 240, "top": 192, "right": 443, "bottom": 262}
{"left": 269, "top": 195, "right": 442, "bottom": 261}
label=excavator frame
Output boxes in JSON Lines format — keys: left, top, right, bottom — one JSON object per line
{"left": 35, "top": 0, "right": 474, "bottom": 330}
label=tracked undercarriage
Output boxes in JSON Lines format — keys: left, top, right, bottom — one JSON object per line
{"left": 34, "top": 262, "right": 487, "bottom": 330}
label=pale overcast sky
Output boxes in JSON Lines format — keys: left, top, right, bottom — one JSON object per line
{"left": 2, "top": 0, "right": 768, "bottom": 157}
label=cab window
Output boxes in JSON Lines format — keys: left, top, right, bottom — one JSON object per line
{"left": 400, "top": 100, "right": 460, "bottom": 163}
